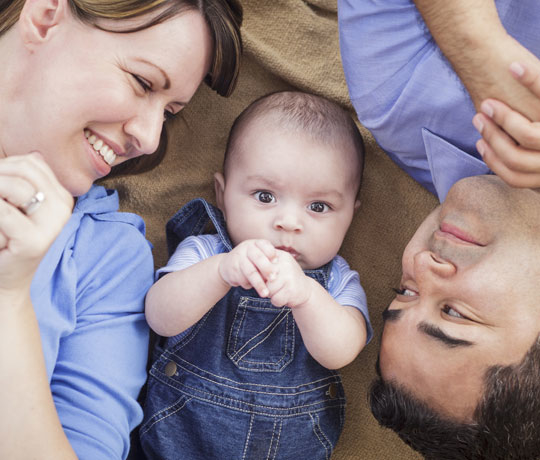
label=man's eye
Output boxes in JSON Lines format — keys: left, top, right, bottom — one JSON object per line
{"left": 393, "top": 287, "right": 417, "bottom": 297}
{"left": 309, "top": 202, "right": 329, "bottom": 213}
{"left": 164, "top": 110, "right": 175, "bottom": 122}
{"left": 442, "top": 305, "right": 465, "bottom": 319}
{"left": 254, "top": 191, "right": 275, "bottom": 203}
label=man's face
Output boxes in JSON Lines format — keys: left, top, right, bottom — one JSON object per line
{"left": 380, "top": 175, "right": 540, "bottom": 421}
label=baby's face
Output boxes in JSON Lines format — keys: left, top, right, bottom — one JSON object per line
{"left": 215, "top": 121, "right": 360, "bottom": 269}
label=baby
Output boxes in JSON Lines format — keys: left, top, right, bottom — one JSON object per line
{"left": 140, "top": 91, "right": 372, "bottom": 460}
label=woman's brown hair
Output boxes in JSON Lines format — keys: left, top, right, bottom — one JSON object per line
{"left": 1, "top": 0, "right": 243, "bottom": 176}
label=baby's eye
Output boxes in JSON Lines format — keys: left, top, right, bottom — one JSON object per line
{"left": 442, "top": 305, "right": 465, "bottom": 319}
{"left": 309, "top": 202, "right": 329, "bottom": 213}
{"left": 254, "top": 191, "right": 275, "bottom": 204}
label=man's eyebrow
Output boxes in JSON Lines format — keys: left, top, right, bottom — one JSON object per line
{"left": 418, "top": 321, "right": 474, "bottom": 348}
{"left": 382, "top": 306, "right": 402, "bottom": 323}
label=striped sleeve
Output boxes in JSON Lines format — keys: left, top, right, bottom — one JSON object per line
{"left": 328, "top": 255, "right": 373, "bottom": 344}
{"left": 155, "top": 234, "right": 224, "bottom": 280}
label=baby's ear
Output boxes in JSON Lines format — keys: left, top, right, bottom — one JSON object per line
{"left": 20, "top": 0, "right": 68, "bottom": 47}
{"left": 213, "top": 172, "right": 227, "bottom": 218}
{"left": 354, "top": 199, "right": 361, "bottom": 212}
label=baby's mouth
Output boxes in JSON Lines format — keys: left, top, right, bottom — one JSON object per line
{"left": 276, "top": 246, "right": 299, "bottom": 258}
{"left": 84, "top": 129, "right": 117, "bottom": 166}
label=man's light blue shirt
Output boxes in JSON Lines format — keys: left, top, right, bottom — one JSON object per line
{"left": 338, "top": 0, "right": 540, "bottom": 201}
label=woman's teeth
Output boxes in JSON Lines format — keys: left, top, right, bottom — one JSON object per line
{"left": 84, "top": 130, "right": 117, "bottom": 166}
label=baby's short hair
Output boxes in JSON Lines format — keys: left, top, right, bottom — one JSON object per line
{"left": 223, "top": 91, "right": 365, "bottom": 191}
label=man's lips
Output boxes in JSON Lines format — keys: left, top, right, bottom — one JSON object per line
{"left": 437, "top": 222, "right": 485, "bottom": 246}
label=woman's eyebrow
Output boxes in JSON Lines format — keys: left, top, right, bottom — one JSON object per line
{"left": 135, "top": 58, "right": 171, "bottom": 89}
{"left": 418, "top": 321, "right": 474, "bottom": 348}
{"left": 134, "top": 58, "right": 189, "bottom": 106}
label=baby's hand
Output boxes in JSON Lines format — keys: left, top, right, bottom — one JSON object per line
{"left": 266, "top": 250, "right": 312, "bottom": 308}
{"left": 218, "top": 239, "right": 277, "bottom": 297}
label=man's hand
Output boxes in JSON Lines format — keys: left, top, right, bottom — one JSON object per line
{"left": 473, "top": 62, "right": 540, "bottom": 188}
{"left": 415, "top": 0, "right": 540, "bottom": 121}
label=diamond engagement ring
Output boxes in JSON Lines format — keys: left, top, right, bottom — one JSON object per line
{"left": 20, "top": 191, "right": 45, "bottom": 216}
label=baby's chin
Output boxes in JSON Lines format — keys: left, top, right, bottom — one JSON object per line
{"left": 298, "top": 256, "right": 335, "bottom": 271}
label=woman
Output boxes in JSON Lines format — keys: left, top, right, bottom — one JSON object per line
{"left": 0, "top": 0, "right": 242, "bottom": 458}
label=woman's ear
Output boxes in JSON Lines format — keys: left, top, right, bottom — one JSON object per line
{"left": 19, "top": 0, "right": 67, "bottom": 47}
{"left": 214, "top": 172, "right": 227, "bottom": 219}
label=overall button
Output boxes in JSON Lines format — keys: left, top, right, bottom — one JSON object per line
{"left": 327, "top": 383, "right": 338, "bottom": 399}
{"left": 164, "top": 361, "right": 177, "bottom": 377}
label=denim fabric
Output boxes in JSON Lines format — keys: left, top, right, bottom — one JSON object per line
{"left": 140, "top": 199, "right": 345, "bottom": 460}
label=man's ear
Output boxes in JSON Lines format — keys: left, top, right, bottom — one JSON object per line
{"left": 19, "top": 0, "right": 67, "bottom": 46}
{"left": 214, "top": 172, "right": 227, "bottom": 219}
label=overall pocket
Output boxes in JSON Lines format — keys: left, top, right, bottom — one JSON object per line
{"left": 227, "top": 296, "right": 295, "bottom": 372}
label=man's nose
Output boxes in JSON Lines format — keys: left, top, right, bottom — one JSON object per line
{"left": 273, "top": 207, "right": 303, "bottom": 232}
{"left": 123, "top": 106, "right": 164, "bottom": 155}
{"left": 414, "top": 250, "right": 457, "bottom": 279}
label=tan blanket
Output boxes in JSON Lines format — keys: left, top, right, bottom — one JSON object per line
{"left": 104, "top": 1, "right": 437, "bottom": 458}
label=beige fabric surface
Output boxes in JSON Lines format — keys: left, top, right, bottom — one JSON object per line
{"left": 104, "top": 1, "right": 437, "bottom": 458}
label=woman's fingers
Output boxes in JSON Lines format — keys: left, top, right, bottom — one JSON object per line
{"left": 0, "top": 176, "right": 38, "bottom": 209}
{"left": 0, "top": 153, "right": 73, "bottom": 291}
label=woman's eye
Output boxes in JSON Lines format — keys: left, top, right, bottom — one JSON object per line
{"left": 442, "top": 305, "right": 465, "bottom": 319}
{"left": 309, "top": 202, "right": 329, "bottom": 213}
{"left": 393, "top": 287, "right": 417, "bottom": 297}
{"left": 254, "top": 191, "right": 275, "bottom": 203}
{"left": 132, "top": 74, "right": 152, "bottom": 92}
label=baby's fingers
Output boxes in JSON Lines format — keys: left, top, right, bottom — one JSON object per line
{"left": 239, "top": 257, "right": 269, "bottom": 298}
{"left": 247, "top": 242, "right": 278, "bottom": 283}
{"left": 254, "top": 239, "right": 277, "bottom": 261}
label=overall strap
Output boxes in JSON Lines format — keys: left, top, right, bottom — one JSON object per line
{"left": 164, "top": 198, "right": 232, "bottom": 257}
{"left": 304, "top": 261, "right": 333, "bottom": 290}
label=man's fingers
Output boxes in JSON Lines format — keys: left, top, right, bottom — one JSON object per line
{"left": 478, "top": 100, "right": 540, "bottom": 151}
{"left": 477, "top": 138, "right": 540, "bottom": 188}
{"left": 510, "top": 62, "right": 540, "bottom": 98}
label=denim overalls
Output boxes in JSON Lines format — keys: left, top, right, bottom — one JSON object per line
{"left": 140, "top": 199, "right": 346, "bottom": 460}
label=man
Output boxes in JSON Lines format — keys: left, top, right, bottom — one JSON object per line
{"left": 339, "top": 0, "right": 540, "bottom": 200}
{"left": 373, "top": 174, "right": 540, "bottom": 458}
{"left": 339, "top": 1, "right": 540, "bottom": 457}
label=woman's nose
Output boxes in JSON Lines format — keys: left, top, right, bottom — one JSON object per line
{"left": 123, "top": 106, "right": 164, "bottom": 155}
{"left": 414, "top": 250, "right": 457, "bottom": 279}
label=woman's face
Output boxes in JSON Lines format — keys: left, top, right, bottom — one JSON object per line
{"left": 4, "top": 4, "right": 212, "bottom": 196}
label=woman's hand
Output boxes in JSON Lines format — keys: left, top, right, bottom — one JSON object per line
{"left": 0, "top": 152, "right": 73, "bottom": 298}
{"left": 473, "top": 62, "right": 540, "bottom": 188}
